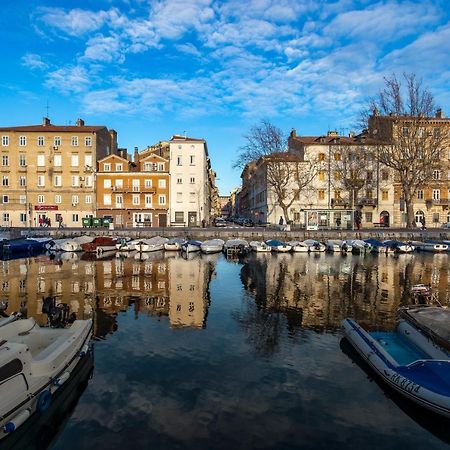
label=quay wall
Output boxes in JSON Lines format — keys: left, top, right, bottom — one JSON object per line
{"left": 5, "top": 226, "right": 450, "bottom": 242}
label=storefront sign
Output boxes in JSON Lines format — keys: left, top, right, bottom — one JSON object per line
{"left": 34, "top": 205, "right": 58, "bottom": 211}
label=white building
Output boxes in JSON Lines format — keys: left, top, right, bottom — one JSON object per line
{"left": 169, "top": 135, "right": 213, "bottom": 227}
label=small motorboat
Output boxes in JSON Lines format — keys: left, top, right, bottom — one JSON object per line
{"left": 347, "top": 239, "right": 370, "bottom": 254}
{"left": 410, "top": 241, "right": 448, "bottom": 253}
{"left": 364, "top": 238, "right": 390, "bottom": 254}
{"left": 115, "top": 237, "right": 133, "bottom": 251}
{"left": 288, "top": 241, "right": 309, "bottom": 253}
{"left": 383, "top": 240, "right": 415, "bottom": 253}
{"left": 342, "top": 318, "right": 450, "bottom": 418}
{"left": 1, "top": 238, "right": 50, "bottom": 254}
{"left": 224, "top": 239, "right": 250, "bottom": 256}
{"left": 249, "top": 241, "right": 272, "bottom": 252}
{"left": 201, "top": 239, "right": 224, "bottom": 254}
{"left": 303, "top": 239, "right": 326, "bottom": 252}
{"left": 134, "top": 236, "right": 168, "bottom": 252}
{"left": 0, "top": 302, "right": 21, "bottom": 328}
{"left": 265, "top": 239, "right": 292, "bottom": 253}
{"left": 164, "top": 237, "right": 186, "bottom": 251}
{"left": 81, "top": 236, "right": 117, "bottom": 253}
{"left": 325, "top": 239, "right": 347, "bottom": 253}
{"left": 0, "top": 315, "right": 92, "bottom": 440}
{"left": 181, "top": 240, "right": 202, "bottom": 253}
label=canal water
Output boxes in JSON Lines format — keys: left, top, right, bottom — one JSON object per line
{"left": 1, "top": 250, "right": 450, "bottom": 449}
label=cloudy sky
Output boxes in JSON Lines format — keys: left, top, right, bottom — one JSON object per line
{"left": 2, "top": 0, "right": 449, "bottom": 194}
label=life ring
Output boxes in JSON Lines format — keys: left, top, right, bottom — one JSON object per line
{"left": 36, "top": 390, "right": 52, "bottom": 413}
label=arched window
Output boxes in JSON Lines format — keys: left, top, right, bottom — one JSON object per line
{"left": 415, "top": 210, "right": 425, "bottom": 225}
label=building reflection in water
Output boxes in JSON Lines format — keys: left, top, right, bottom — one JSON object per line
{"left": 0, "top": 251, "right": 215, "bottom": 333}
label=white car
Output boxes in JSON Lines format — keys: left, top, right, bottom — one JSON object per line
{"left": 214, "top": 218, "right": 227, "bottom": 227}
{"left": 441, "top": 223, "right": 450, "bottom": 228}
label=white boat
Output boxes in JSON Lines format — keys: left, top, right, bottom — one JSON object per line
{"left": 342, "top": 318, "right": 450, "bottom": 418}
{"left": 411, "top": 241, "right": 448, "bottom": 253}
{"left": 325, "top": 239, "right": 350, "bottom": 253}
{"left": 303, "top": 239, "right": 326, "bottom": 252}
{"left": 164, "top": 237, "right": 186, "bottom": 251}
{"left": 383, "top": 240, "right": 415, "bottom": 253}
{"left": 134, "top": 236, "right": 169, "bottom": 252}
{"left": 181, "top": 240, "right": 202, "bottom": 253}
{"left": 115, "top": 237, "right": 133, "bottom": 251}
{"left": 201, "top": 239, "right": 224, "bottom": 254}
{"left": 288, "top": 241, "right": 309, "bottom": 253}
{"left": 0, "top": 318, "right": 92, "bottom": 439}
{"left": 72, "top": 235, "right": 94, "bottom": 245}
{"left": 224, "top": 239, "right": 250, "bottom": 256}
{"left": 249, "top": 241, "right": 272, "bottom": 252}
{"left": 265, "top": 239, "right": 292, "bottom": 252}
{"left": 347, "top": 239, "right": 370, "bottom": 254}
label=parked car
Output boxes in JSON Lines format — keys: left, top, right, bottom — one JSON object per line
{"left": 214, "top": 218, "right": 227, "bottom": 227}
{"left": 441, "top": 223, "right": 450, "bottom": 228}
{"left": 243, "top": 219, "right": 254, "bottom": 227}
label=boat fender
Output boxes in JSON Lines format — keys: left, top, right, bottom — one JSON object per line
{"left": 54, "top": 371, "right": 70, "bottom": 386}
{"left": 36, "top": 390, "right": 52, "bottom": 413}
{"left": 79, "top": 344, "right": 89, "bottom": 357}
{"left": 3, "top": 409, "right": 31, "bottom": 433}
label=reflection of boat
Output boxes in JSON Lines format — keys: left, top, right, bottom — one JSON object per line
{"left": 249, "top": 241, "right": 272, "bottom": 252}
{"left": 201, "top": 239, "right": 224, "bottom": 254}
{"left": 164, "top": 237, "right": 186, "bottom": 251}
{"left": 342, "top": 318, "right": 450, "bottom": 418}
{"left": 265, "top": 239, "right": 292, "bottom": 253}
{"left": 340, "top": 337, "right": 450, "bottom": 446}
{"left": 0, "top": 317, "right": 92, "bottom": 440}
{"left": 0, "top": 346, "right": 94, "bottom": 450}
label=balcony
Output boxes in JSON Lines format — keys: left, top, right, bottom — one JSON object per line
{"left": 426, "top": 198, "right": 449, "bottom": 206}
{"left": 359, "top": 198, "right": 378, "bottom": 207}
{"left": 111, "top": 185, "right": 156, "bottom": 194}
{"left": 331, "top": 198, "right": 348, "bottom": 207}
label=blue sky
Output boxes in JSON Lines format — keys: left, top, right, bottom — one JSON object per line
{"left": 1, "top": 0, "right": 449, "bottom": 195}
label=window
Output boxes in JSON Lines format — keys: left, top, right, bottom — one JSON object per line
{"left": 71, "top": 154, "right": 79, "bottom": 167}
{"left": 132, "top": 194, "right": 140, "bottom": 205}
{"left": 432, "top": 189, "right": 440, "bottom": 200}
{"left": 3, "top": 213, "right": 9, "bottom": 223}
{"left": 334, "top": 190, "right": 341, "bottom": 199}
{"left": 115, "top": 194, "right": 123, "bottom": 205}
{"left": 367, "top": 171, "right": 373, "bottom": 181}
{"left": 417, "top": 190, "right": 424, "bottom": 200}
{"left": 2, "top": 155, "right": 8, "bottom": 166}
{"left": 20, "top": 213, "right": 27, "bottom": 223}
{"left": 144, "top": 162, "right": 152, "bottom": 171}
{"left": 54, "top": 136, "right": 61, "bottom": 146}
{"left": 318, "top": 170, "right": 325, "bottom": 181}
{"left": 402, "top": 127, "right": 409, "bottom": 137}
{"left": 381, "top": 170, "right": 389, "bottom": 181}
{"left": 381, "top": 190, "right": 388, "bottom": 201}
{"left": 432, "top": 212, "right": 440, "bottom": 224}
{"left": 37, "top": 154, "right": 45, "bottom": 166}
{"left": 189, "top": 155, "right": 195, "bottom": 165}
{"left": 190, "top": 177, "right": 195, "bottom": 184}
{"left": 115, "top": 179, "right": 123, "bottom": 188}
{"left": 2, "top": 195, "right": 8, "bottom": 204}
{"left": 19, "top": 136, "right": 26, "bottom": 146}
{"left": 145, "top": 179, "right": 152, "bottom": 188}
{"left": 176, "top": 192, "right": 182, "bottom": 202}
{"left": 37, "top": 175, "right": 45, "bottom": 187}
{"left": 132, "top": 180, "right": 140, "bottom": 192}
{"left": 175, "top": 211, "right": 184, "bottom": 223}
{"left": 159, "top": 195, "right": 166, "bottom": 205}
{"left": 71, "top": 176, "right": 79, "bottom": 187}
{"left": 72, "top": 214, "right": 79, "bottom": 222}
{"left": 177, "top": 177, "right": 182, "bottom": 184}
{"left": 55, "top": 195, "right": 61, "bottom": 204}
{"left": 318, "top": 153, "right": 325, "bottom": 161}
{"left": 71, "top": 136, "right": 78, "bottom": 146}
{"left": 2, "top": 176, "right": 8, "bottom": 186}
{"left": 156, "top": 163, "right": 163, "bottom": 171}
{"left": 71, "top": 195, "right": 79, "bottom": 205}
{"left": 37, "top": 195, "right": 45, "bottom": 204}
{"left": 104, "top": 163, "right": 111, "bottom": 172}
{"left": 365, "top": 212, "right": 373, "bottom": 223}
{"left": 366, "top": 189, "right": 373, "bottom": 199}
{"left": 85, "top": 176, "right": 93, "bottom": 187}
{"left": 2, "top": 136, "right": 9, "bottom": 146}
{"left": 177, "top": 156, "right": 182, "bottom": 166}
{"left": 19, "top": 154, "right": 26, "bottom": 166}
{"left": 85, "top": 195, "right": 92, "bottom": 204}
{"left": 432, "top": 170, "right": 441, "bottom": 180}
{"left": 85, "top": 136, "right": 92, "bottom": 146}
{"left": 318, "top": 189, "right": 325, "bottom": 200}
{"left": 145, "top": 195, "right": 152, "bottom": 206}
{"left": 54, "top": 175, "right": 62, "bottom": 187}
{"left": 54, "top": 154, "right": 62, "bottom": 166}
{"left": 334, "top": 171, "right": 341, "bottom": 181}
{"left": 103, "top": 194, "right": 111, "bottom": 205}
{"left": 115, "top": 163, "right": 123, "bottom": 172}
{"left": 189, "top": 192, "right": 196, "bottom": 203}
{"left": 37, "top": 136, "right": 45, "bottom": 146}
{"left": 103, "top": 179, "right": 112, "bottom": 188}
{"left": 334, "top": 152, "right": 341, "bottom": 161}
{"left": 158, "top": 179, "right": 166, "bottom": 188}
{"left": 19, "top": 195, "right": 26, "bottom": 204}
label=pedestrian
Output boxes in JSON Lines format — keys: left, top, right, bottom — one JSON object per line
{"left": 58, "top": 217, "right": 63, "bottom": 228}
{"left": 421, "top": 217, "right": 426, "bottom": 230}
{"left": 335, "top": 217, "right": 341, "bottom": 228}
{"left": 38, "top": 216, "right": 43, "bottom": 227}
{"left": 48, "top": 218, "right": 51, "bottom": 227}
{"left": 279, "top": 216, "right": 284, "bottom": 225}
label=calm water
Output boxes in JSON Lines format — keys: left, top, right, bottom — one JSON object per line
{"left": 1, "top": 250, "right": 450, "bottom": 449}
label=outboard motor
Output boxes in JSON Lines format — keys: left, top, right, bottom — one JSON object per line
{"left": 41, "top": 296, "right": 74, "bottom": 327}
{"left": 0, "top": 300, "right": 8, "bottom": 317}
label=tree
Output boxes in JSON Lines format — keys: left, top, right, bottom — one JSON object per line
{"left": 237, "top": 120, "right": 318, "bottom": 223}
{"left": 362, "top": 73, "right": 450, "bottom": 228}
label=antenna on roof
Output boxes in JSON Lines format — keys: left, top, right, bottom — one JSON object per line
{"left": 45, "top": 99, "right": 49, "bottom": 119}
{"left": 183, "top": 130, "right": 187, "bottom": 138}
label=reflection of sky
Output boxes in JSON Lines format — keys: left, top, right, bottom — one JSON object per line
{"left": 47, "top": 254, "right": 450, "bottom": 450}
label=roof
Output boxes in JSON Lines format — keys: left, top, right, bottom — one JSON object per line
{"left": 289, "top": 134, "right": 380, "bottom": 146}
{"left": 0, "top": 124, "right": 107, "bottom": 133}
{"left": 170, "top": 135, "right": 205, "bottom": 142}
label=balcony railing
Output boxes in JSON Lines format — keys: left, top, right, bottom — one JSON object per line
{"left": 359, "top": 198, "right": 378, "bottom": 206}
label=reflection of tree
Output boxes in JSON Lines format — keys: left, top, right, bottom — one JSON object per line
{"left": 94, "top": 308, "right": 118, "bottom": 339}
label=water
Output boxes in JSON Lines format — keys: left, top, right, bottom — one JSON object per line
{"left": 1, "top": 251, "right": 450, "bottom": 449}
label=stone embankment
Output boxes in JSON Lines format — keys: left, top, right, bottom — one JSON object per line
{"left": 6, "top": 226, "right": 450, "bottom": 242}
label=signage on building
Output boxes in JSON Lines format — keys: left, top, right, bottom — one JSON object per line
{"left": 34, "top": 205, "right": 58, "bottom": 211}
{"left": 306, "top": 211, "right": 319, "bottom": 231}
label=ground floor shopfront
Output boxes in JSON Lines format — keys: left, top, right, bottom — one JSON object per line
{"left": 96, "top": 209, "right": 168, "bottom": 228}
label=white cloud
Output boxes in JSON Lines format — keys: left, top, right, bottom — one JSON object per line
{"left": 45, "top": 66, "right": 92, "bottom": 94}
{"left": 21, "top": 53, "right": 48, "bottom": 70}
{"left": 82, "top": 34, "right": 125, "bottom": 63}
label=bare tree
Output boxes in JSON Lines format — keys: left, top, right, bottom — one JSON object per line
{"left": 238, "top": 120, "right": 318, "bottom": 222}
{"left": 363, "top": 73, "right": 449, "bottom": 228}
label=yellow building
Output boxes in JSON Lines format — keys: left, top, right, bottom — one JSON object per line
{"left": 0, "top": 117, "right": 117, "bottom": 227}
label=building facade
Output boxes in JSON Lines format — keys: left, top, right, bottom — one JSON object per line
{"left": 0, "top": 117, "right": 116, "bottom": 228}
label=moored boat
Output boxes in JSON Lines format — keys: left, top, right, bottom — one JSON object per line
{"left": 224, "top": 239, "right": 250, "bottom": 256}
{"left": 249, "top": 241, "right": 272, "bottom": 252}
{"left": 288, "top": 241, "right": 309, "bottom": 253}
{"left": 0, "top": 317, "right": 92, "bottom": 440}
{"left": 201, "top": 239, "right": 224, "bottom": 254}
{"left": 410, "top": 241, "right": 448, "bottom": 253}
{"left": 181, "top": 240, "right": 202, "bottom": 253}
{"left": 303, "top": 239, "right": 326, "bottom": 252}
{"left": 164, "top": 237, "right": 186, "bottom": 251}
{"left": 81, "top": 236, "right": 117, "bottom": 253}
{"left": 265, "top": 239, "right": 292, "bottom": 253}
{"left": 342, "top": 318, "right": 450, "bottom": 418}
{"left": 383, "top": 240, "right": 415, "bottom": 253}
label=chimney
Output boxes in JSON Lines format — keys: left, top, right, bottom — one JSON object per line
{"left": 290, "top": 128, "right": 297, "bottom": 138}
{"left": 134, "top": 146, "right": 139, "bottom": 162}
{"left": 76, "top": 118, "right": 85, "bottom": 127}
{"left": 109, "top": 129, "right": 117, "bottom": 154}
{"left": 42, "top": 117, "right": 51, "bottom": 126}
{"left": 436, "top": 108, "right": 444, "bottom": 119}
{"left": 327, "top": 130, "right": 338, "bottom": 137}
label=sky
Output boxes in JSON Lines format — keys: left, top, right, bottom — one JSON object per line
{"left": 1, "top": 0, "right": 449, "bottom": 195}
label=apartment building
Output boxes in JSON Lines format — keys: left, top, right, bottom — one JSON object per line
{"left": 169, "top": 135, "right": 214, "bottom": 227}
{"left": 96, "top": 151, "right": 170, "bottom": 227}
{"left": 0, "top": 117, "right": 116, "bottom": 227}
